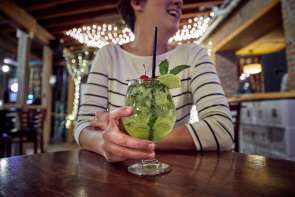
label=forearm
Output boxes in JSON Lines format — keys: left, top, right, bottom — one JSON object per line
{"left": 79, "top": 127, "right": 104, "bottom": 156}
{"left": 156, "top": 125, "right": 196, "bottom": 150}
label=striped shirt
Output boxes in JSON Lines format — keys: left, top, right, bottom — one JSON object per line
{"left": 74, "top": 43, "right": 234, "bottom": 151}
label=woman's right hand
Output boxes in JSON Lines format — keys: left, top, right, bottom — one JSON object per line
{"left": 90, "top": 107, "right": 156, "bottom": 162}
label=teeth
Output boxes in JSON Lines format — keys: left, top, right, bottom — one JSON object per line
{"left": 168, "top": 10, "right": 178, "bottom": 17}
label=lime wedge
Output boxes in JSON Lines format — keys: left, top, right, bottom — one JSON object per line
{"left": 158, "top": 74, "right": 181, "bottom": 89}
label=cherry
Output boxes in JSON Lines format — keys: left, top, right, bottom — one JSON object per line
{"left": 139, "top": 75, "right": 150, "bottom": 80}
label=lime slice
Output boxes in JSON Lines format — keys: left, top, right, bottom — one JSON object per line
{"left": 158, "top": 74, "right": 181, "bottom": 89}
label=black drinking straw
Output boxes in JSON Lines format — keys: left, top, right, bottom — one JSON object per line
{"left": 152, "top": 26, "right": 158, "bottom": 78}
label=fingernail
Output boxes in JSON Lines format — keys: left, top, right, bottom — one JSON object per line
{"left": 123, "top": 106, "right": 130, "bottom": 110}
{"left": 126, "top": 106, "right": 133, "bottom": 113}
{"left": 148, "top": 143, "right": 155, "bottom": 150}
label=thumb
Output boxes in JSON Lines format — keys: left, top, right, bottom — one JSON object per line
{"left": 110, "top": 106, "right": 133, "bottom": 120}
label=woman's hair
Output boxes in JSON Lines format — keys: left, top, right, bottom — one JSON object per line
{"left": 117, "top": 0, "right": 136, "bottom": 32}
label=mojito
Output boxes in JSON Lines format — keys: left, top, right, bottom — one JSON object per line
{"left": 122, "top": 79, "right": 176, "bottom": 142}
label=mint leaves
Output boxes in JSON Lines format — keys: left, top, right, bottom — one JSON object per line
{"left": 158, "top": 59, "right": 190, "bottom": 76}
{"left": 169, "top": 65, "right": 191, "bottom": 75}
{"left": 159, "top": 60, "right": 169, "bottom": 75}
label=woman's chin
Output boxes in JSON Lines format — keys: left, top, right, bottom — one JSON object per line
{"left": 167, "top": 28, "right": 178, "bottom": 37}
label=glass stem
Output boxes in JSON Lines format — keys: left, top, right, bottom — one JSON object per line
{"left": 141, "top": 159, "right": 159, "bottom": 165}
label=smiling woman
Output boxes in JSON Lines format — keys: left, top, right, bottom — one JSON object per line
{"left": 75, "top": 0, "right": 234, "bottom": 164}
{"left": 118, "top": 0, "right": 182, "bottom": 34}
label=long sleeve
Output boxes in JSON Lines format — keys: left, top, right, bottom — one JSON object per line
{"left": 73, "top": 49, "right": 109, "bottom": 144}
{"left": 185, "top": 45, "right": 234, "bottom": 151}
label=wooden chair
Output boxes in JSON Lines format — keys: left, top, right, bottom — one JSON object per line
{"left": 229, "top": 102, "right": 241, "bottom": 152}
{"left": 11, "top": 108, "right": 46, "bottom": 154}
{"left": 0, "top": 109, "right": 15, "bottom": 158}
{"left": 0, "top": 133, "right": 12, "bottom": 158}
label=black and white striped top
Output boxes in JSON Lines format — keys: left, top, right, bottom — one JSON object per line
{"left": 74, "top": 43, "right": 234, "bottom": 151}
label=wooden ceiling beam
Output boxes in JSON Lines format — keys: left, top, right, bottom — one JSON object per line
{"left": 40, "top": 8, "right": 119, "bottom": 28}
{"left": 25, "top": 0, "right": 80, "bottom": 12}
{"left": 33, "top": 0, "right": 218, "bottom": 21}
{"left": 0, "top": 1, "right": 54, "bottom": 44}
{"left": 48, "top": 11, "right": 210, "bottom": 35}
{"left": 45, "top": 15, "right": 121, "bottom": 33}
{"left": 182, "top": 0, "right": 224, "bottom": 10}
{"left": 32, "top": 0, "right": 118, "bottom": 20}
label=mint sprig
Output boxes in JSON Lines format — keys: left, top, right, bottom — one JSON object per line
{"left": 159, "top": 59, "right": 169, "bottom": 75}
{"left": 169, "top": 65, "right": 190, "bottom": 75}
{"left": 158, "top": 59, "right": 190, "bottom": 76}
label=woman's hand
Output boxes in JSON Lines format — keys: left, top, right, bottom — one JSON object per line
{"left": 90, "top": 107, "right": 155, "bottom": 162}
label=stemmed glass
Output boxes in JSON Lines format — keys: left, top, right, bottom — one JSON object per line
{"left": 122, "top": 79, "right": 176, "bottom": 176}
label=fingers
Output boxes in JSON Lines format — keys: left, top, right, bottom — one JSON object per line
{"left": 90, "top": 111, "right": 109, "bottom": 130}
{"left": 101, "top": 119, "right": 156, "bottom": 162}
{"left": 90, "top": 106, "right": 133, "bottom": 131}
{"left": 102, "top": 142, "right": 155, "bottom": 162}
{"left": 109, "top": 106, "right": 133, "bottom": 120}
{"left": 105, "top": 119, "right": 155, "bottom": 151}
{"left": 102, "top": 150, "right": 126, "bottom": 162}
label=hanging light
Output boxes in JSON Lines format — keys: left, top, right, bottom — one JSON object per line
{"left": 243, "top": 63, "right": 262, "bottom": 75}
{"left": 65, "top": 15, "right": 213, "bottom": 48}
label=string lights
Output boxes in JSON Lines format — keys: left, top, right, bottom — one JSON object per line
{"left": 65, "top": 24, "right": 135, "bottom": 48}
{"left": 65, "top": 16, "right": 212, "bottom": 48}
{"left": 169, "top": 16, "right": 212, "bottom": 44}
{"left": 63, "top": 48, "right": 93, "bottom": 128}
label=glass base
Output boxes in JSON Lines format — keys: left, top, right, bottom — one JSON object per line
{"left": 128, "top": 160, "right": 171, "bottom": 176}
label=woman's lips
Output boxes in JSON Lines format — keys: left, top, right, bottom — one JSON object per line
{"left": 167, "top": 9, "right": 181, "bottom": 19}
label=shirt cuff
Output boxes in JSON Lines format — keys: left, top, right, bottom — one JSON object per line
{"left": 185, "top": 123, "right": 201, "bottom": 151}
{"left": 74, "top": 121, "right": 91, "bottom": 145}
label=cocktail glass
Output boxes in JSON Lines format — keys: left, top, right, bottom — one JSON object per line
{"left": 122, "top": 79, "right": 176, "bottom": 176}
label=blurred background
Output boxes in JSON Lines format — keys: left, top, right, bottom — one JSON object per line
{"left": 1, "top": 0, "right": 295, "bottom": 161}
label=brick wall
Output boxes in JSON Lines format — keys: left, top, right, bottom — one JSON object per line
{"left": 214, "top": 51, "right": 239, "bottom": 97}
{"left": 281, "top": 0, "right": 295, "bottom": 90}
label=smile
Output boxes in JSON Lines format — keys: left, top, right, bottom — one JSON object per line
{"left": 167, "top": 9, "right": 181, "bottom": 19}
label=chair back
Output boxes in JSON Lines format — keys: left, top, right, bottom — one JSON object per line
{"left": 229, "top": 102, "right": 241, "bottom": 152}
{"left": 0, "top": 109, "right": 16, "bottom": 157}
{"left": 18, "top": 108, "right": 46, "bottom": 133}
{"left": 0, "top": 109, "right": 17, "bottom": 134}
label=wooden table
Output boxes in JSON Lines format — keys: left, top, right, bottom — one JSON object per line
{"left": 1, "top": 150, "right": 295, "bottom": 196}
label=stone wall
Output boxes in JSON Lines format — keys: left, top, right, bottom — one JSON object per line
{"left": 214, "top": 51, "right": 239, "bottom": 96}
{"left": 281, "top": 0, "right": 295, "bottom": 90}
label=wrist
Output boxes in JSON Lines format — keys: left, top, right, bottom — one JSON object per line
{"left": 156, "top": 125, "right": 195, "bottom": 150}
{"left": 80, "top": 127, "right": 105, "bottom": 156}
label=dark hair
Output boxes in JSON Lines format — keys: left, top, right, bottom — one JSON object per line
{"left": 118, "top": 0, "right": 136, "bottom": 32}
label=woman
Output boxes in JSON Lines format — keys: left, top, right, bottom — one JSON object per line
{"left": 74, "top": 0, "right": 234, "bottom": 162}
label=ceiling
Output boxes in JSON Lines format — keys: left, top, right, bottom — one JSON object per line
{"left": 215, "top": 2, "right": 285, "bottom": 56}
{"left": 3, "top": 0, "right": 224, "bottom": 52}
{"left": 236, "top": 28, "right": 285, "bottom": 56}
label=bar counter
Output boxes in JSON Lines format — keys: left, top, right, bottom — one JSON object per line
{"left": 228, "top": 91, "right": 295, "bottom": 103}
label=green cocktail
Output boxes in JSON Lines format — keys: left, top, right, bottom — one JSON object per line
{"left": 122, "top": 79, "right": 176, "bottom": 142}
{"left": 122, "top": 79, "right": 176, "bottom": 176}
